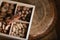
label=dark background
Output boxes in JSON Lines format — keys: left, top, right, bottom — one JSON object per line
{"left": 54, "top": 0, "right": 60, "bottom": 40}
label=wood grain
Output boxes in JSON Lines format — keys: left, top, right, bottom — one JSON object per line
{"left": 0, "top": 0, "right": 57, "bottom": 40}
{"left": 12, "top": 0, "right": 56, "bottom": 39}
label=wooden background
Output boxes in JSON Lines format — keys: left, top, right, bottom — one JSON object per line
{"left": 0, "top": 0, "right": 59, "bottom": 40}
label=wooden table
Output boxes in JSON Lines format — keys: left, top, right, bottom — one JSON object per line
{"left": 0, "top": 0, "right": 57, "bottom": 40}
{"left": 12, "top": 0, "right": 57, "bottom": 40}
